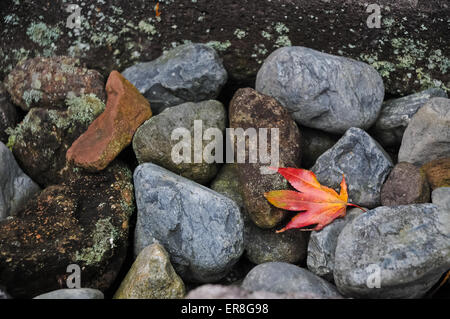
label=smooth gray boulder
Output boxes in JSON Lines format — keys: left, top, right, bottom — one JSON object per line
{"left": 432, "top": 187, "right": 450, "bottom": 212}
{"left": 311, "top": 127, "right": 393, "bottom": 208}
{"left": 398, "top": 97, "right": 450, "bottom": 166}
{"left": 242, "top": 262, "right": 342, "bottom": 299}
{"left": 307, "top": 207, "right": 365, "bottom": 282}
{"left": 0, "top": 141, "right": 40, "bottom": 220}
{"left": 334, "top": 204, "right": 450, "bottom": 299}
{"left": 133, "top": 100, "right": 226, "bottom": 184}
{"left": 372, "top": 88, "right": 447, "bottom": 147}
{"left": 134, "top": 163, "right": 244, "bottom": 283}
{"left": 33, "top": 288, "right": 104, "bottom": 299}
{"left": 256, "top": 46, "right": 384, "bottom": 134}
{"left": 122, "top": 43, "right": 227, "bottom": 114}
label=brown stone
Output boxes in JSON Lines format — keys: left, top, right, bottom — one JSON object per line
{"left": 381, "top": 162, "right": 430, "bottom": 206}
{"left": 3, "top": 56, "right": 105, "bottom": 111}
{"left": 229, "top": 88, "right": 301, "bottom": 229}
{"left": 421, "top": 157, "right": 450, "bottom": 190}
{"left": 67, "top": 70, "right": 152, "bottom": 171}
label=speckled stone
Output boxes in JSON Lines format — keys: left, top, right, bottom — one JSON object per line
{"left": 256, "top": 46, "right": 384, "bottom": 134}
{"left": 311, "top": 127, "right": 393, "bottom": 208}
{"left": 3, "top": 56, "right": 105, "bottom": 111}
{"left": 122, "top": 43, "right": 227, "bottom": 114}
{"left": 114, "top": 243, "right": 185, "bottom": 299}
{"left": 134, "top": 163, "right": 244, "bottom": 283}
{"left": 334, "top": 204, "right": 450, "bottom": 298}
{"left": 229, "top": 88, "right": 302, "bottom": 229}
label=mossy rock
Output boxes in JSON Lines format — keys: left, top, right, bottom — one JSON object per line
{"left": 7, "top": 93, "right": 105, "bottom": 186}
{"left": 0, "top": 161, "right": 134, "bottom": 298}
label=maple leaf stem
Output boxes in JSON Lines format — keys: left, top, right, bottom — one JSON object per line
{"left": 346, "top": 203, "right": 367, "bottom": 212}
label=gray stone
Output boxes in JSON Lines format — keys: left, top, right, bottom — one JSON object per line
{"left": 301, "top": 126, "right": 339, "bottom": 169}
{"left": 122, "top": 43, "right": 227, "bottom": 114}
{"left": 307, "top": 207, "right": 365, "bottom": 282}
{"left": 185, "top": 284, "right": 325, "bottom": 299}
{"left": 242, "top": 262, "right": 342, "bottom": 298}
{"left": 133, "top": 100, "right": 226, "bottom": 184}
{"left": 398, "top": 97, "right": 450, "bottom": 166}
{"left": 0, "top": 141, "right": 40, "bottom": 220}
{"left": 210, "top": 164, "right": 307, "bottom": 265}
{"left": 372, "top": 88, "right": 447, "bottom": 147}
{"left": 334, "top": 204, "right": 450, "bottom": 298}
{"left": 311, "top": 127, "right": 393, "bottom": 208}
{"left": 432, "top": 187, "right": 450, "bottom": 212}
{"left": 256, "top": 46, "right": 384, "bottom": 134}
{"left": 134, "top": 163, "right": 244, "bottom": 283}
{"left": 33, "top": 288, "right": 104, "bottom": 299}
{"left": 114, "top": 243, "right": 185, "bottom": 299}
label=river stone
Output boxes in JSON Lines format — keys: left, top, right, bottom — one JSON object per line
{"left": 7, "top": 94, "right": 105, "bottom": 186}
{"left": 372, "top": 88, "right": 447, "bottom": 147}
{"left": 334, "top": 204, "right": 450, "bottom": 298}
{"left": 421, "top": 157, "right": 450, "bottom": 190}
{"left": 0, "top": 141, "right": 40, "bottom": 220}
{"left": 256, "top": 46, "right": 384, "bottom": 134}
{"left": 380, "top": 162, "right": 430, "bottom": 206}
{"left": 398, "top": 97, "right": 450, "bottom": 166}
{"left": 134, "top": 163, "right": 244, "bottom": 283}
{"left": 33, "top": 288, "right": 104, "bottom": 299}
{"left": 122, "top": 43, "right": 227, "bottom": 114}
{"left": 432, "top": 188, "right": 450, "bottom": 212}
{"left": 0, "top": 162, "right": 135, "bottom": 298}
{"left": 186, "top": 284, "right": 324, "bottom": 299}
{"left": 3, "top": 56, "right": 105, "bottom": 111}
{"left": 242, "top": 262, "right": 342, "bottom": 298}
{"left": 114, "top": 243, "right": 185, "bottom": 299}
{"left": 133, "top": 100, "right": 226, "bottom": 184}
{"left": 301, "top": 126, "right": 339, "bottom": 169}
{"left": 66, "top": 71, "right": 152, "bottom": 172}
{"left": 0, "top": 83, "right": 18, "bottom": 144}
{"left": 311, "top": 127, "right": 393, "bottom": 208}
{"left": 307, "top": 207, "right": 365, "bottom": 282}
{"left": 229, "top": 88, "right": 302, "bottom": 229}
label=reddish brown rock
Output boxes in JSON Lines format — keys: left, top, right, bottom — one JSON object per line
{"left": 67, "top": 71, "right": 152, "bottom": 171}
{"left": 421, "top": 157, "right": 450, "bottom": 190}
{"left": 229, "top": 88, "right": 301, "bottom": 229}
{"left": 3, "top": 56, "right": 105, "bottom": 111}
{"left": 381, "top": 162, "right": 430, "bottom": 206}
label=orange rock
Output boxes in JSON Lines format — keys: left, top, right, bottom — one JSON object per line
{"left": 66, "top": 71, "right": 152, "bottom": 171}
